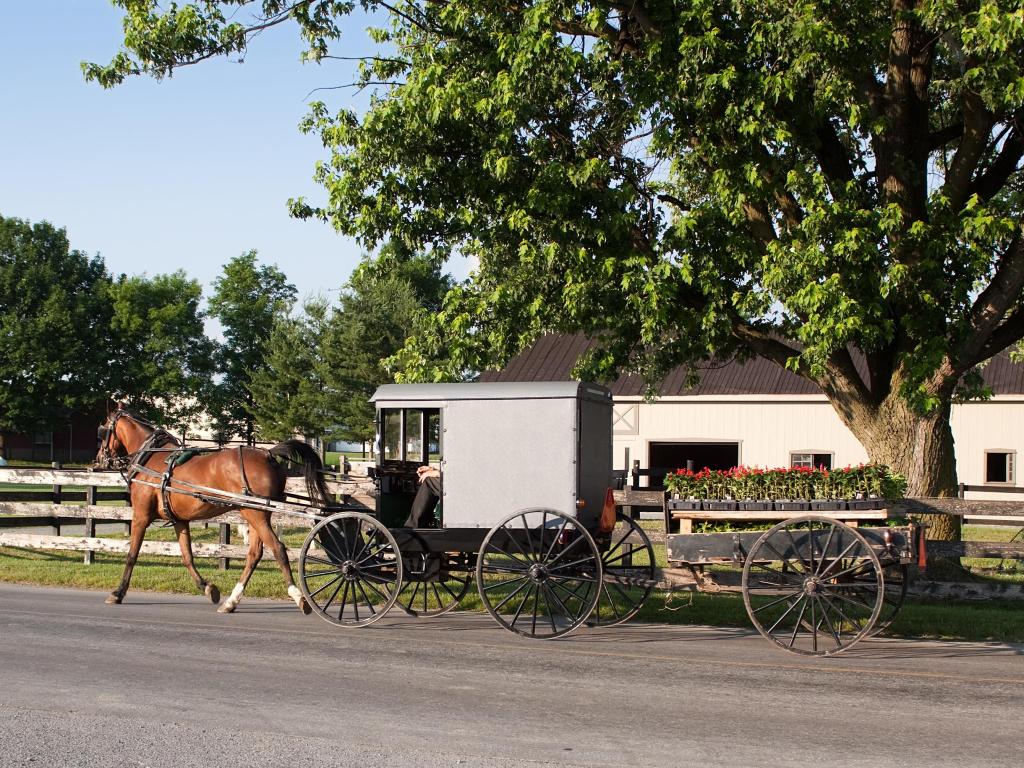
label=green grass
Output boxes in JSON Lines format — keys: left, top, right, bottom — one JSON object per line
{"left": 1, "top": 513, "right": 1022, "bottom": 643}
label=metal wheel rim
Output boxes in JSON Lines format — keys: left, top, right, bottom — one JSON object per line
{"left": 396, "top": 554, "right": 473, "bottom": 617}
{"left": 476, "top": 508, "right": 602, "bottom": 639}
{"left": 864, "top": 563, "right": 908, "bottom": 635}
{"left": 742, "top": 516, "right": 884, "bottom": 656}
{"left": 299, "top": 511, "right": 403, "bottom": 628}
{"left": 590, "top": 513, "right": 655, "bottom": 626}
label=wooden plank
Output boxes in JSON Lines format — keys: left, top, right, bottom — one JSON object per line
{"left": 670, "top": 509, "right": 891, "bottom": 521}
{"left": 0, "top": 532, "right": 301, "bottom": 561}
{"left": 926, "top": 541, "right": 1024, "bottom": 559}
{"left": 613, "top": 488, "right": 665, "bottom": 507}
{"left": 0, "top": 503, "right": 317, "bottom": 528}
{"left": 901, "top": 498, "right": 1024, "bottom": 516}
{"left": 0, "top": 467, "right": 374, "bottom": 497}
{"left": 908, "top": 580, "right": 1024, "bottom": 601}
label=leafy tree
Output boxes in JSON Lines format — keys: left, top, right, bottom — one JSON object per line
{"left": 321, "top": 245, "right": 453, "bottom": 447}
{"left": 0, "top": 215, "right": 112, "bottom": 457}
{"left": 89, "top": 3, "right": 1024, "bottom": 540}
{"left": 207, "top": 250, "right": 296, "bottom": 444}
{"left": 249, "top": 297, "right": 331, "bottom": 443}
{"left": 107, "top": 271, "right": 215, "bottom": 431}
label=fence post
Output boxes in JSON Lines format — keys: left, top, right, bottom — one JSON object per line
{"left": 632, "top": 459, "right": 641, "bottom": 490}
{"left": 219, "top": 523, "right": 230, "bottom": 570}
{"left": 51, "top": 461, "right": 61, "bottom": 536}
{"left": 84, "top": 485, "right": 96, "bottom": 565}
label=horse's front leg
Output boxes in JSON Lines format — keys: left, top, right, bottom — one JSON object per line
{"left": 106, "top": 506, "right": 153, "bottom": 605}
{"left": 174, "top": 521, "right": 220, "bottom": 604}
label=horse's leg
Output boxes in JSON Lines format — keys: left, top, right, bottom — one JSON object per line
{"left": 246, "top": 509, "right": 311, "bottom": 615}
{"left": 105, "top": 505, "right": 153, "bottom": 605}
{"left": 174, "top": 522, "right": 221, "bottom": 604}
{"left": 217, "top": 510, "right": 264, "bottom": 614}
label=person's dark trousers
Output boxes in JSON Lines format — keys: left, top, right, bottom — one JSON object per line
{"left": 405, "top": 475, "right": 442, "bottom": 527}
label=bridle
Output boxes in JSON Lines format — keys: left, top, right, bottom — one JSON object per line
{"left": 96, "top": 411, "right": 131, "bottom": 471}
{"left": 95, "top": 410, "right": 176, "bottom": 473}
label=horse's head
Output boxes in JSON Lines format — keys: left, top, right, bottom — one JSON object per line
{"left": 95, "top": 408, "right": 132, "bottom": 470}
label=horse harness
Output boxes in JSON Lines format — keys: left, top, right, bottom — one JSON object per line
{"left": 102, "top": 412, "right": 256, "bottom": 524}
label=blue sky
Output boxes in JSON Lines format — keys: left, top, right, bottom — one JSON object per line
{"left": 0, "top": 1, "right": 399, "bottom": 304}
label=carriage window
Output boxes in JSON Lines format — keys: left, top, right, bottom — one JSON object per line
{"left": 428, "top": 412, "right": 441, "bottom": 461}
{"left": 382, "top": 410, "right": 403, "bottom": 461}
{"left": 405, "top": 410, "right": 424, "bottom": 462}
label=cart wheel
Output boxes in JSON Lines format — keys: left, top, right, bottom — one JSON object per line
{"left": 742, "top": 516, "right": 883, "bottom": 656}
{"left": 865, "top": 563, "right": 909, "bottom": 635}
{"left": 476, "top": 508, "right": 602, "bottom": 639}
{"left": 396, "top": 552, "right": 474, "bottom": 617}
{"left": 299, "top": 511, "right": 403, "bottom": 627}
{"left": 589, "top": 513, "right": 655, "bottom": 626}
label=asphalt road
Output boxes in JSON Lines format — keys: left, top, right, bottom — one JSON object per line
{"left": 0, "top": 584, "right": 1021, "bottom": 768}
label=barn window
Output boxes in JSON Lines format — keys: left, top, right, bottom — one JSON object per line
{"left": 791, "top": 452, "right": 833, "bottom": 470}
{"left": 985, "top": 451, "right": 1015, "bottom": 484}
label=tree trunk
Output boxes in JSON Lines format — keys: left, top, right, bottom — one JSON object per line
{"left": 841, "top": 394, "right": 961, "bottom": 541}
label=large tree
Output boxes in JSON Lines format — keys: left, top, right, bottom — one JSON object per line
{"left": 321, "top": 244, "right": 453, "bottom": 447}
{"left": 207, "top": 250, "right": 296, "bottom": 444}
{"left": 107, "top": 270, "right": 215, "bottom": 431}
{"left": 88, "top": 2, "right": 1024, "bottom": 537}
{"left": 249, "top": 297, "right": 331, "bottom": 443}
{"left": 0, "top": 215, "right": 112, "bottom": 457}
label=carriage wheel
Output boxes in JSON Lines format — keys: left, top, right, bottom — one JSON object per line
{"left": 864, "top": 563, "right": 909, "bottom": 635}
{"left": 396, "top": 553, "right": 474, "bottom": 617}
{"left": 476, "top": 508, "right": 602, "bottom": 639}
{"left": 299, "top": 511, "right": 403, "bottom": 628}
{"left": 589, "top": 513, "right": 656, "bottom": 626}
{"left": 742, "top": 517, "right": 883, "bottom": 656}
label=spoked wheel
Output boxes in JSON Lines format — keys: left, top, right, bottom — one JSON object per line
{"left": 299, "top": 511, "right": 403, "bottom": 627}
{"left": 589, "top": 513, "right": 656, "bottom": 626}
{"left": 742, "top": 517, "right": 883, "bottom": 656}
{"left": 476, "top": 508, "right": 602, "bottom": 639}
{"left": 396, "top": 552, "right": 474, "bottom": 617}
{"left": 864, "top": 563, "right": 909, "bottom": 635}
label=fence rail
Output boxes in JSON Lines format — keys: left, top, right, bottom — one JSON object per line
{"left": 0, "top": 465, "right": 374, "bottom": 567}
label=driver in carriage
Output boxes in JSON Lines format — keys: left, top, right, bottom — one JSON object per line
{"left": 405, "top": 464, "right": 441, "bottom": 527}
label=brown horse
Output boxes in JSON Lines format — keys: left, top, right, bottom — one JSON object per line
{"left": 95, "top": 407, "right": 330, "bottom": 614}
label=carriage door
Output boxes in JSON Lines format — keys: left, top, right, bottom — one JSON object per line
{"left": 376, "top": 407, "right": 442, "bottom": 528}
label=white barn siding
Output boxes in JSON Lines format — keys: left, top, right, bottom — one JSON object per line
{"left": 615, "top": 396, "right": 1024, "bottom": 495}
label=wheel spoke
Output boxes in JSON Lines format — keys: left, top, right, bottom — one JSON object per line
{"left": 766, "top": 594, "right": 804, "bottom": 635}
{"left": 787, "top": 596, "right": 810, "bottom": 648}
{"left": 784, "top": 528, "right": 812, "bottom": 573}
{"left": 308, "top": 573, "right": 344, "bottom": 600}
{"left": 490, "top": 577, "right": 532, "bottom": 611}
{"left": 815, "top": 524, "right": 838, "bottom": 577}
{"left": 750, "top": 588, "right": 805, "bottom": 614}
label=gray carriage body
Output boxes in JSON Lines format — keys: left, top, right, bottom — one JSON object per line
{"left": 370, "top": 381, "right": 613, "bottom": 529}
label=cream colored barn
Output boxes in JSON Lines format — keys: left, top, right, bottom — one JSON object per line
{"left": 481, "top": 334, "right": 1024, "bottom": 500}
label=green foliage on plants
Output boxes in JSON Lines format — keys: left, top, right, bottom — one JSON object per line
{"left": 665, "top": 464, "right": 908, "bottom": 501}
{"left": 207, "top": 250, "right": 296, "bottom": 444}
{"left": 0, "top": 215, "right": 112, "bottom": 433}
{"left": 86, "top": 2, "right": 1024, "bottom": 502}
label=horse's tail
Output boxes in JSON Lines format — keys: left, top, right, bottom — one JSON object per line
{"left": 269, "top": 439, "right": 332, "bottom": 508}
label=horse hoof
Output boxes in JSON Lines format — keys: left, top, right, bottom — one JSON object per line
{"left": 205, "top": 584, "right": 221, "bottom": 604}
{"left": 299, "top": 597, "right": 312, "bottom": 616}
{"left": 105, "top": 594, "right": 122, "bottom": 605}
{"left": 217, "top": 602, "right": 236, "bottom": 614}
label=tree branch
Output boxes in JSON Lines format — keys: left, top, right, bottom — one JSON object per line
{"left": 971, "top": 125, "right": 1024, "bottom": 204}
{"left": 959, "top": 230, "right": 1024, "bottom": 368}
{"left": 943, "top": 88, "right": 994, "bottom": 211}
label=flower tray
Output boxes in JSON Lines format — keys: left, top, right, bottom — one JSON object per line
{"left": 669, "top": 499, "right": 702, "bottom": 511}
{"left": 737, "top": 501, "right": 773, "bottom": 511}
{"left": 810, "top": 500, "right": 848, "bottom": 511}
{"left": 848, "top": 499, "right": 887, "bottom": 510}
{"left": 774, "top": 500, "right": 810, "bottom": 511}
{"left": 702, "top": 500, "right": 738, "bottom": 511}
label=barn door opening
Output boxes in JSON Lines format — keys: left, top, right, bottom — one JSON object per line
{"left": 646, "top": 442, "right": 740, "bottom": 487}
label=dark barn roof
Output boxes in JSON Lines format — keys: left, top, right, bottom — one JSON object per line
{"left": 479, "top": 333, "right": 1024, "bottom": 397}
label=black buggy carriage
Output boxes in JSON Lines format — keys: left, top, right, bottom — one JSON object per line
{"left": 296, "top": 382, "right": 922, "bottom": 654}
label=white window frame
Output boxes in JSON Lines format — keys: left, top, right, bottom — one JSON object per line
{"left": 790, "top": 451, "right": 834, "bottom": 470}
{"left": 984, "top": 450, "right": 1016, "bottom": 485}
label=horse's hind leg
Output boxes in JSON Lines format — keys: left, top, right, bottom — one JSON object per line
{"left": 174, "top": 522, "right": 220, "bottom": 604}
{"left": 246, "top": 509, "right": 311, "bottom": 615}
{"left": 217, "top": 513, "right": 264, "bottom": 614}
{"left": 106, "top": 505, "right": 153, "bottom": 605}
